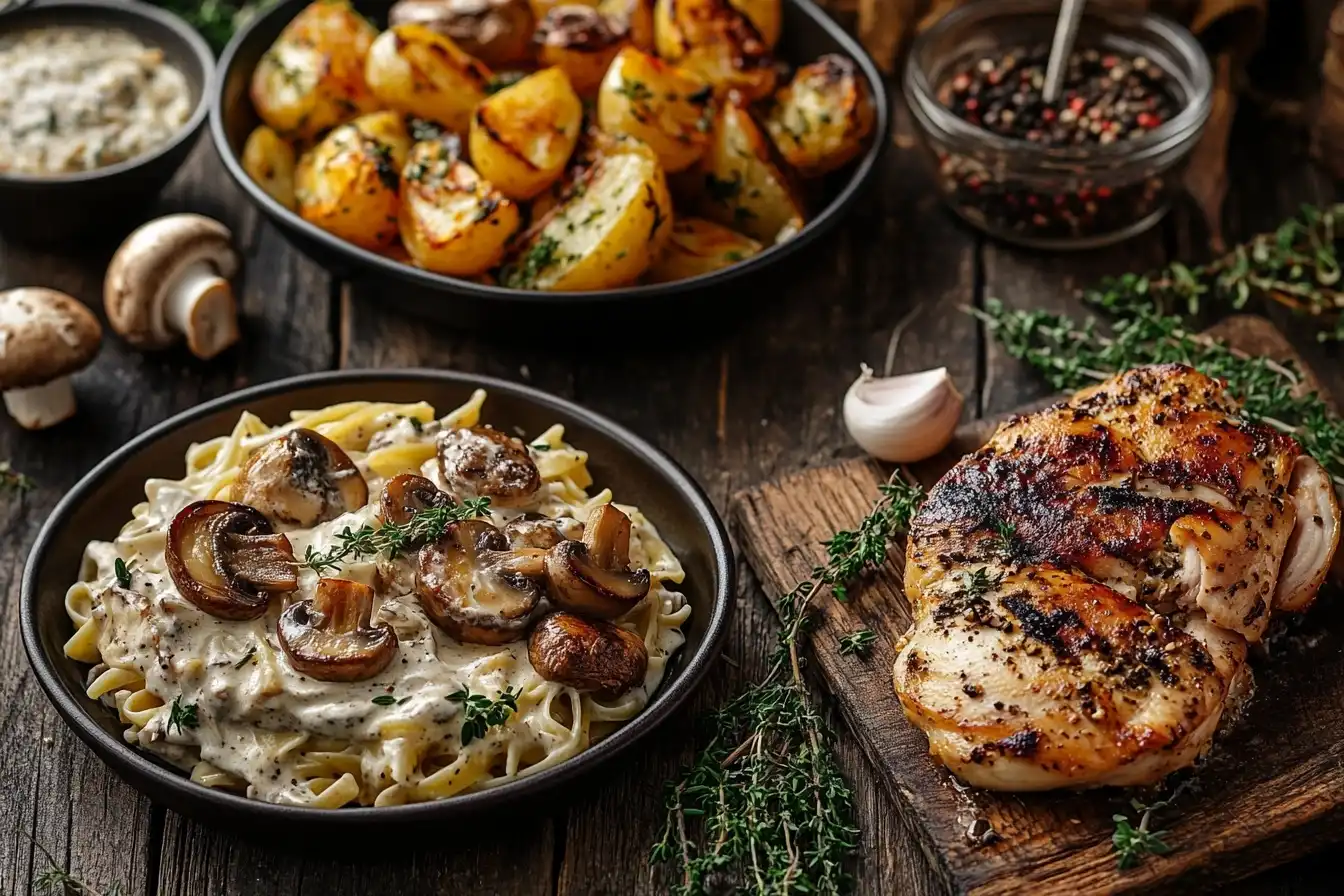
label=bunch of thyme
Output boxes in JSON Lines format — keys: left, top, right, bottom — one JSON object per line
{"left": 1080, "top": 204, "right": 1344, "bottom": 340}
{"left": 302, "top": 498, "right": 491, "bottom": 574}
{"left": 154, "top": 0, "right": 273, "bottom": 52}
{"left": 973, "top": 299, "right": 1344, "bottom": 493}
{"left": 651, "top": 477, "right": 925, "bottom": 896}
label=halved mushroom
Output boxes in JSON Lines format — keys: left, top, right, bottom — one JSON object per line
{"left": 166, "top": 501, "right": 298, "bottom": 620}
{"left": 278, "top": 577, "right": 398, "bottom": 682}
{"left": 235, "top": 428, "right": 369, "bottom": 528}
{"left": 528, "top": 611, "right": 648, "bottom": 698}
{"left": 380, "top": 473, "right": 456, "bottom": 526}
{"left": 437, "top": 426, "right": 542, "bottom": 508}
{"left": 415, "top": 519, "right": 547, "bottom": 644}
{"left": 503, "top": 513, "right": 583, "bottom": 550}
{"left": 545, "top": 504, "right": 650, "bottom": 618}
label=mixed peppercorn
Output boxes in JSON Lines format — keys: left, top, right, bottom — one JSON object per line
{"left": 932, "top": 45, "right": 1184, "bottom": 244}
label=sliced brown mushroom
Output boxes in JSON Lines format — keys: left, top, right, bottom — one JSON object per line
{"left": 234, "top": 428, "right": 369, "bottom": 528}
{"left": 166, "top": 500, "right": 298, "bottom": 620}
{"left": 278, "top": 577, "right": 399, "bottom": 682}
{"left": 528, "top": 611, "right": 648, "bottom": 699}
{"left": 415, "top": 519, "right": 547, "bottom": 644}
{"left": 544, "top": 504, "right": 650, "bottom": 619}
{"left": 437, "top": 426, "right": 542, "bottom": 508}
{"left": 502, "top": 513, "right": 583, "bottom": 550}
{"left": 380, "top": 473, "right": 456, "bottom": 526}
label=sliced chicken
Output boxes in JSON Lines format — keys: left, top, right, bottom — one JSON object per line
{"left": 894, "top": 364, "right": 1338, "bottom": 791}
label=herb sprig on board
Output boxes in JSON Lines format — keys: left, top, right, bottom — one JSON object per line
{"left": 1112, "top": 799, "right": 1174, "bottom": 870}
{"left": 651, "top": 476, "right": 925, "bottom": 896}
{"left": 837, "top": 629, "right": 875, "bottom": 657}
{"left": 28, "top": 832, "right": 125, "bottom": 896}
{"left": 301, "top": 498, "right": 492, "bottom": 574}
{"left": 0, "top": 460, "right": 33, "bottom": 495}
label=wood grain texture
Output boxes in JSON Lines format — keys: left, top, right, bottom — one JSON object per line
{"left": 730, "top": 316, "right": 1344, "bottom": 895}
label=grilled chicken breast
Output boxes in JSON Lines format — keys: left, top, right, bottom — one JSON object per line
{"left": 894, "top": 365, "right": 1340, "bottom": 791}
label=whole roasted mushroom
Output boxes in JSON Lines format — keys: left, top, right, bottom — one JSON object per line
{"left": 278, "top": 577, "right": 398, "bottom": 682}
{"left": 380, "top": 473, "right": 455, "bottom": 525}
{"left": 234, "top": 428, "right": 369, "bottom": 528}
{"left": 502, "top": 513, "right": 583, "bottom": 550}
{"left": 166, "top": 500, "right": 298, "bottom": 620}
{"left": 389, "top": 0, "right": 535, "bottom": 68}
{"left": 545, "top": 504, "right": 650, "bottom": 618}
{"left": 415, "top": 518, "right": 547, "bottom": 644}
{"left": 528, "top": 611, "right": 648, "bottom": 698}
{"left": 437, "top": 426, "right": 542, "bottom": 508}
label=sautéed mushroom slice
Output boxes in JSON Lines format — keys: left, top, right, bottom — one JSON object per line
{"left": 279, "top": 577, "right": 398, "bottom": 682}
{"left": 528, "top": 611, "right": 648, "bottom": 699}
{"left": 415, "top": 519, "right": 547, "bottom": 644}
{"left": 235, "top": 428, "right": 369, "bottom": 528}
{"left": 437, "top": 426, "right": 542, "bottom": 508}
{"left": 545, "top": 504, "right": 650, "bottom": 618}
{"left": 166, "top": 500, "right": 298, "bottom": 620}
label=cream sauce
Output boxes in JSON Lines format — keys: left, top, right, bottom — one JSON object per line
{"left": 0, "top": 26, "right": 192, "bottom": 175}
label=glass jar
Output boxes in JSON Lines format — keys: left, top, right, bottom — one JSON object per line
{"left": 904, "top": 0, "right": 1212, "bottom": 250}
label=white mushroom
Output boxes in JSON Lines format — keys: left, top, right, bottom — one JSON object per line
{"left": 843, "top": 365, "right": 964, "bottom": 463}
{"left": 0, "top": 288, "right": 101, "bottom": 430}
{"left": 104, "top": 214, "right": 241, "bottom": 360}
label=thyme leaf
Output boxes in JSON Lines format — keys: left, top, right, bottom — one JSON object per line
{"left": 448, "top": 686, "right": 520, "bottom": 745}
{"left": 651, "top": 474, "right": 925, "bottom": 895}
{"left": 113, "top": 558, "right": 133, "bottom": 590}
{"left": 167, "top": 696, "right": 198, "bottom": 735}
{"left": 301, "top": 498, "right": 491, "bottom": 574}
{"left": 1112, "top": 799, "right": 1174, "bottom": 870}
{"left": 837, "top": 628, "right": 876, "bottom": 657}
{"left": 0, "top": 460, "right": 34, "bottom": 494}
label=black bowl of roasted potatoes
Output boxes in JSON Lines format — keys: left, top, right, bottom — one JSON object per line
{"left": 209, "top": 0, "right": 888, "bottom": 319}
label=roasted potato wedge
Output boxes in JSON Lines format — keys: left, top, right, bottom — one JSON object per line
{"left": 596, "top": 47, "right": 712, "bottom": 173}
{"left": 365, "top": 24, "right": 492, "bottom": 134}
{"left": 399, "top": 140, "right": 520, "bottom": 275}
{"left": 653, "top": 0, "right": 776, "bottom": 100}
{"left": 765, "top": 54, "right": 875, "bottom": 177}
{"left": 468, "top": 67, "right": 584, "bottom": 199}
{"left": 249, "top": 0, "right": 380, "bottom": 140}
{"left": 646, "top": 217, "right": 760, "bottom": 281}
{"left": 729, "top": 0, "right": 779, "bottom": 48}
{"left": 696, "top": 99, "right": 805, "bottom": 244}
{"left": 389, "top": 0, "right": 535, "bottom": 69}
{"left": 501, "top": 138, "right": 673, "bottom": 289}
{"left": 296, "top": 112, "right": 413, "bottom": 249}
{"left": 534, "top": 6, "right": 629, "bottom": 97}
{"left": 241, "top": 125, "right": 298, "bottom": 210}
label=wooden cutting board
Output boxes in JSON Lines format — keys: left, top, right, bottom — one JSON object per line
{"left": 730, "top": 315, "right": 1344, "bottom": 895}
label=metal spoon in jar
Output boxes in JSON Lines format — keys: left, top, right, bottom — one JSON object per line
{"left": 1043, "top": 0, "right": 1088, "bottom": 104}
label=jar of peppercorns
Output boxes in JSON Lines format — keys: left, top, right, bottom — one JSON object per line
{"left": 904, "top": 0, "right": 1212, "bottom": 250}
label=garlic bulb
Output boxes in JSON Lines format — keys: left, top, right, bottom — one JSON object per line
{"left": 843, "top": 365, "right": 964, "bottom": 463}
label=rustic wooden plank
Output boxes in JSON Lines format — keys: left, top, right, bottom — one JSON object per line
{"left": 0, "top": 139, "right": 332, "bottom": 896}
{"left": 557, "top": 102, "right": 977, "bottom": 896}
{"left": 730, "top": 315, "right": 1344, "bottom": 895}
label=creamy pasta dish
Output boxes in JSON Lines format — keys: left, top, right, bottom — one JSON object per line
{"left": 64, "top": 392, "right": 690, "bottom": 807}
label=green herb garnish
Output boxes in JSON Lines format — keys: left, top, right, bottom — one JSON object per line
{"left": 0, "top": 460, "right": 33, "bottom": 494}
{"left": 838, "top": 628, "right": 876, "bottom": 657}
{"left": 1112, "top": 800, "right": 1174, "bottom": 870}
{"left": 371, "top": 694, "right": 397, "bottom": 706}
{"left": 302, "top": 499, "right": 492, "bottom": 574}
{"left": 113, "top": 558, "right": 133, "bottom": 590}
{"left": 615, "top": 78, "right": 654, "bottom": 102}
{"left": 167, "top": 696, "right": 199, "bottom": 735}
{"left": 449, "top": 686, "right": 520, "bottom": 745}
{"left": 233, "top": 646, "right": 257, "bottom": 669}
{"left": 501, "top": 236, "right": 562, "bottom": 289}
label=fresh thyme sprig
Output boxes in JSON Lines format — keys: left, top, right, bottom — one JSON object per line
{"left": 1081, "top": 203, "right": 1344, "bottom": 341}
{"left": 837, "top": 629, "right": 876, "bottom": 657}
{"left": 0, "top": 460, "right": 33, "bottom": 495}
{"left": 301, "top": 498, "right": 492, "bottom": 574}
{"left": 973, "top": 299, "right": 1344, "bottom": 494}
{"left": 167, "top": 696, "right": 198, "bottom": 735}
{"left": 651, "top": 476, "right": 925, "bottom": 896}
{"left": 448, "top": 687, "right": 520, "bottom": 745}
{"left": 1112, "top": 799, "right": 1174, "bottom": 870}
{"left": 26, "top": 832, "right": 125, "bottom": 896}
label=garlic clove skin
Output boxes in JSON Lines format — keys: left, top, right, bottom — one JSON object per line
{"left": 843, "top": 365, "right": 964, "bottom": 463}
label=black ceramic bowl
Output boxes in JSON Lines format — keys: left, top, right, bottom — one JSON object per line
{"left": 210, "top": 0, "right": 890, "bottom": 323}
{"left": 21, "top": 370, "right": 734, "bottom": 832}
{"left": 0, "top": 0, "right": 215, "bottom": 244}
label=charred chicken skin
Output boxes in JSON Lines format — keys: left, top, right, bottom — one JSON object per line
{"left": 894, "top": 364, "right": 1340, "bottom": 791}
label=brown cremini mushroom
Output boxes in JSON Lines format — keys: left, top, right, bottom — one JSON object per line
{"left": 534, "top": 6, "right": 626, "bottom": 95}
{"left": 389, "top": 0, "right": 535, "bottom": 68}
{"left": 234, "top": 428, "right": 369, "bottom": 528}
{"left": 503, "top": 513, "right": 583, "bottom": 550}
{"left": 528, "top": 611, "right": 648, "bottom": 698}
{"left": 545, "top": 504, "right": 650, "bottom": 618}
{"left": 279, "top": 577, "right": 398, "bottom": 682}
{"left": 0, "top": 288, "right": 101, "bottom": 430}
{"left": 437, "top": 426, "right": 542, "bottom": 508}
{"left": 104, "top": 214, "right": 241, "bottom": 360}
{"left": 415, "top": 518, "right": 547, "bottom": 644}
{"left": 167, "top": 500, "right": 298, "bottom": 620}
{"left": 380, "top": 473, "right": 455, "bottom": 525}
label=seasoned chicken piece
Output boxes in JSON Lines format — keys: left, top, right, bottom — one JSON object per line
{"left": 894, "top": 364, "right": 1339, "bottom": 791}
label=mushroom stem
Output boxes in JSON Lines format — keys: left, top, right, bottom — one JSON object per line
{"left": 3, "top": 377, "right": 75, "bottom": 430}
{"left": 164, "top": 261, "right": 240, "bottom": 360}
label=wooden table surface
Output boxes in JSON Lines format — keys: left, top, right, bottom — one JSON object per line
{"left": 2, "top": 7, "right": 1342, "bottom": 895}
